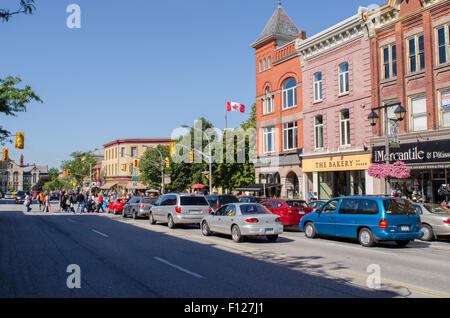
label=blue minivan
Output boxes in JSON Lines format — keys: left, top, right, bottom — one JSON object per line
{"left": 299, "top": 196, "right": 423, "bottom": 247}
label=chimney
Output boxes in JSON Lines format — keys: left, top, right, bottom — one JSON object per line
{"left": 298, "top": 30, "right": 307, "bottom": 40}
{"left": 20, "top": 155, "right": 24, "bottom": 167}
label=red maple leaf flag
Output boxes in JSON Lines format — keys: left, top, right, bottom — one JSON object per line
{"left": 226, "top": 101, "right": 245, "bottom": 113}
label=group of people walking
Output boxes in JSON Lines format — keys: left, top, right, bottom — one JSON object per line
{"left": 24, "top": 192, "right": 51, "bottom": 213}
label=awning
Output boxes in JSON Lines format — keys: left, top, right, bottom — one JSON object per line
{"left": 236, "top": 184, "right": 281, "bottom": 192}
{"left": 100, "top": 182, "right": 118, "bottom": 190}
{"left": 125, "top": 182, "right": 148, "bottom": 190}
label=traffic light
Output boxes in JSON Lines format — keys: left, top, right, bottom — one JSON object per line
{"left": 165, "top": 157, "right": 170, "bottom": 168}
{"left": 189, "top": 151, "right": 194, "bottom": 163}
{"left": 121, "top": 164, "right": 127, "bottom": 172}
{"left": 2, "top": 149, "right": 9, "bottom": 161}
{"left": 66, "top": 169, "right": 71, "bottom": 176}
{"left": 15, "top": 132, "right": 25, "bottom": 149}
{"left": 133, "top": 159, "right": 138, "bottom": 167}
{"left": 205, "top": 174, "right": 209, "bottom": 180}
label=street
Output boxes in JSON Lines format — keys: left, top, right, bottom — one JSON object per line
{"left": 1, "top": 201, "right": 449, "bottom": 298}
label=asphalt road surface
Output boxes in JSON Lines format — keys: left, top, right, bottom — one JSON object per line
{"left": 1, "top": 201, "right": 449, "bottom": 298}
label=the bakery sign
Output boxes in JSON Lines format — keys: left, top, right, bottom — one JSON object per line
{"left": 372, "top": 140, "right": 450, "bottom": 164}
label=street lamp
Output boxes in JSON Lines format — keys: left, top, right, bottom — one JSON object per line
{"left": 181, "top": 124, "right": 213, "bottom": 195}
{"left": 368, "top": 102, "right": 406, "bottom": 196}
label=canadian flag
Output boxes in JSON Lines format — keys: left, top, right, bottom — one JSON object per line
{"left": 226, "top": 101, "right": 245, "bottom": 113}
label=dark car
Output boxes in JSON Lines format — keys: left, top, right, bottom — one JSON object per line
{"left": 50, "top": 191, "right": 60, "bottom": 201}
{"left": 15, "top": 191, "right": 29, "bottom": 204}
{"left": 238, "top": 196, "right": 264, "bottom": 203}
{"left": 122, "top": 196, "right": 157, "bottom": 219}
{"left": 205, "top": 195, "right": 239, "bottom": 212}
{"left": 308, "top": 200, "right": 326, "bottom": 211}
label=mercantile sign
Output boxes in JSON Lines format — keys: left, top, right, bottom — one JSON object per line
{"left": 372, "top": 140, "right": 450, "bottom": 165}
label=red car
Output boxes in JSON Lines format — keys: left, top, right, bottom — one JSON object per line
{"left": 260, "top": 199, "right": 314, "bottom": 226}
{"left": 108, "top": 198, "right": 129, "bottom": 214}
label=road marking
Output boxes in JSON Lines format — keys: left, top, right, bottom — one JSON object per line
{"left": 91, "top": 229, "right": 109, "bottom": 238}
{"left": 154, "top": 257, "right": 204, "bottom": 279}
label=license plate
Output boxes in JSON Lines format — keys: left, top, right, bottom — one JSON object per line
{"left": 190, "top": 210, "right": 202, "bottom": 214}
{"left": 265, "top": 228, "right": 274, "bottom": 234}
{"left": 401, "top": 226, "right": 409, "bottom": 232}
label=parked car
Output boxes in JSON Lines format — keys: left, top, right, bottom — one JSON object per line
{"left": 308, "top": 200, "right": 326, "bottom": 211}
{"left": 201, "top": 203, "right": 283, "bottom": 242}
{"left": 108, "top": 198, "right": 129, "bottom": 215}
{"left": 4, "top": 192, "right": 15, "bottom": 200}
{"left": 238, "top": 196, "right": 264, "bottom": 203}
{"left": 149, "top": 193, "right": 211, "bottom": 228}
{"left": 412, "top": 203, "right": 450, "bottom": 241}
{"left": 122, "top": 196, "right": 157, "bottom": 219}
{"left": 205, "top": 195, "right": 239, "bottom": 212}
{"left": 259, "top": 199, "right": 313, "bottom": 227}
{"left": 15, "top": 191, "right": 29, "bottom": 204}
{"left": 300, "top": 196, "right": 423, "bottom": 247}
{"left": 50, "top": 191, "right": 60, "bottom": 201}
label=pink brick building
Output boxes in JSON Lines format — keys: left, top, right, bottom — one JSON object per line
{"left": 297, "top": 9, "right": 375, "bottom": 200}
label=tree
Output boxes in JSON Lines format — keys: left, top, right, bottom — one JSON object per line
{"left": 0, "top": 0, "right": 36, "bottom": 22}
{"left": 60, "top": 152, "right": 98, "bottom": 188}
{"left": 138, "top": 145, "right": 169, "bottom": 190}
{"left": 1, "top": 2, "right": 41, "bottom": 145}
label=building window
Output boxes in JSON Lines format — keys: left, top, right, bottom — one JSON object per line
{"left": 283, "top": 122, "right": 298, "bottom": 151}
{"left": 263, "top": 87, "right": 274, "bottom": 115}
{"left": 314, "top": 115, "right": 324, "bottom": 149}
{"left": 410, "top": 96, "right": 427, "bottom": 131}
{"left": 259, "top": 60, "right": 262, "bottom": 73}
{"left": 407, "top": 34, "right": 425, "bottom": 73}
{"left": 440, "top": 90, "right": 450, "bottom": 127}
{"left": 263, "top": 127, "right": 275, "bottom": 153}
{"left": 131, "top": 147, "right": 137, "bottom": 158}
{"left": 268, "top": 56, "right": 271, "bottom": 69}
{"left": 282, "top": 78, "right": 297, "bottom": 109}
{"left": 121, "top": 147, "right": 125, "bottom": 158}
{"left": 338, "top": 62, "right": 349, "bottom": 95}
{"left": 381, "top": 44, "right": 397, "bottom": 79}
{"left": 436, "top": 24, "right": 450, "bottom": 65}
{"left": 314, "top": 72, "right": 323, "bottom": 102}
{"left": 340, "top": 109, "right": 351, "bottom": 146}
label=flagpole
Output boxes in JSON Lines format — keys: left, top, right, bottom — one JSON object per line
{"left": 225, "top": 99, "right": 228, "bottom": 131}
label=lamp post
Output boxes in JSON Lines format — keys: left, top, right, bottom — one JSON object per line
{"left": 181, "top": 124, "right": 212, "bottom": 195}
{"left": 368, "top": 102, "right": 406, "bottom": 196}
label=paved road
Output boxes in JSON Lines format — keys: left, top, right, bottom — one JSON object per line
{"left": 1, "top": 201, "right": 449, "bottom": 298}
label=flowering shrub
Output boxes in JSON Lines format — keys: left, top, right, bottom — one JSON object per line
{"left": 368, "top": 161, "right": 410, "bottom": 179}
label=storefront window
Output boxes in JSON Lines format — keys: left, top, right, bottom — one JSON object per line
{"left": 319, "top": 172, "right": 332, "bottom": 200}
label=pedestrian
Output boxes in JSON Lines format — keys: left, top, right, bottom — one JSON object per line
{"left": 69, "top": 191, "right": 77, "bottom": 213}
{"left": 97, "top": 193, "right": 104, "bottom": 212}
{"left": 38, "top": 192, "right": 44, "bottom": 211}
{"left": 44, "top": 191, "right": 51, "bottom": 213}
{"left": 24, "top": 193, "right": 32, "bottom": 212}
{"left": 76, "top": 192, "right": 85, "bottom": 213}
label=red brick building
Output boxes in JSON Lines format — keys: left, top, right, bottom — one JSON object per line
{"left": 251, "top": 1, "right": 306, "bottom": 198}
{"left": 365, "top": 0, "right": 450, "bottom": 202}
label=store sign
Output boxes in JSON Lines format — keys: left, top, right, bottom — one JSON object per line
{"left": 302, "top": 154, "right": 372, "bottom": 172}
{"left": 372, "top": 140, "right": 450, "bottom": 164}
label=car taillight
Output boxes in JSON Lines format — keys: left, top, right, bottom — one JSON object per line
{"left": 175, "top": 206, "right": 181, "bottom": 213}
{"left": 443, "top": 219, "right": 450, "bottom": 224}
{"left": 275, "top": 217, "right": 281, "bottom": 223}
{"left": 245, "top": 218, "right": 259, "bottom": 223}
{"left": 287, "top": 208, "right": 293, "bottom": 214}
{"left": 209, "top": 207, "right": 212, "bottom": 213}
{"left": 216, "top": 205, "right": 220, "bottom": 211}
{"left": 139, "top": 204, "right": 144, "bottom": 208}
{"left": 379, "top": 219, "right": 387, "bottom": 229}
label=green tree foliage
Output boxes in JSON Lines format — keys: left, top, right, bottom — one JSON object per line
{"left": 0, "top": 76, "right": 42, "bottom": 144}
{"left": 60, "top": 152, "right": 98, "bottom": 187}
{"left": 138, "top": 145, "right": 169, "bottom": 190}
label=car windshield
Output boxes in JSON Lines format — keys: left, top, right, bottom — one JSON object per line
{"left": 285, "top": 200, "right": 308, "bottom": 208}
{"left": 180, "top": 196, "right": 208, "bottom": 206}
{"left": 240, "top": 204, "right": 270, "bottom": 215}
{"left": 219, "top": 196, "right": 239, "bottom": 204}
{"left": 423, "top": 204, "right": 450, "bottom": 214}
{"left": 142, "top": 198, "right": 156, "bottom": 204}
{"left": 383, "top": 199, "right": 417, "bottom": 215}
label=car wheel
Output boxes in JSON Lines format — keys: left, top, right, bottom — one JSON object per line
{"left": 304, "top": 222, "right": 317, "bottom": 239}
{"left": 231, "top": 225, "right": 243, "bottom": 243}
{"left": 395, "top": 240, "right": 410, "bottom": 247}
{"left": 149, "top": 213, "right": 156, "bottom": 225}
{"left": 358, "top": 228, "right": 376, "bottom": 247}
{"left": 167, "top": 215, "right": 175, "bottom": 229}
{"left": 113, "top": 208, "right": 117, "bottom": 215}
{"left": 201, "top": 221, "right": 211, "bottom": 236}
{"left": 420, "top": 224, "right": 434, "bottom": 242}
{"left": 122, "top": 211, "right": 127, "bottom": 218}
{"left": 133, "top": 210, "right": 138, "bottom": 220}
{"left": 266, "top": 235, "right": 278, "bottom": 242}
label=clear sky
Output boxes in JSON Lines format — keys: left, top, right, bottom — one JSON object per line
{"left": 1, "top": 0, "right": 385, "bottom": 169}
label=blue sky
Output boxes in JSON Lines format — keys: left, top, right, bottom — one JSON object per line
{"left": 1, "top": 0, "right": 385, "bottom": 169}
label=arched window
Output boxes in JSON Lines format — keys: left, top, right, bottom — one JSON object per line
{"left": 282, "top": 78, "right": 297, "bottom": 109}
{"left": 263, "top": 87, "right": 274, "bottom": 114}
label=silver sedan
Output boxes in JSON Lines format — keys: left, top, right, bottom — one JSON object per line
{"left": 200, "top": 203, "right": 283, "bottom": 242}
{"left": 413, "top": 203, "right": 450, "bottom": 241}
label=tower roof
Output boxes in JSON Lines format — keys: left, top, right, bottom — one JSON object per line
{"left": 251, "top": 1, "right": 299, "bottom": 48}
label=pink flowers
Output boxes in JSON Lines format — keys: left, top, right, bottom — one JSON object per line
{"left": 368, "top": 161, "right": 411, "bottom": 179}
